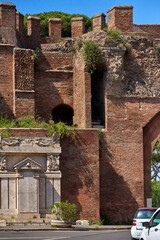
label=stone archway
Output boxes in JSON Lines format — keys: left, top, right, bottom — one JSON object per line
{"left": 143, "top": 112, "right": 160, "bottom": 206}
{"left": 52, "top": 104, "right": 74, "bottom": 126}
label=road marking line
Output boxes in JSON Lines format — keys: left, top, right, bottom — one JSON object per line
{"left": 0, "top": 237, "right": 70, "bottom": 240}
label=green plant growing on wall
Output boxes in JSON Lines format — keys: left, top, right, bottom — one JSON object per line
{"left": 82, "top": 40, "right": 102, "bottom": 73}
{"left": 40, "top": 120, "right": 70, "bottom": 138}
{"left": 103, "top": 23, "right": 108, "bottom": 32}
{"left": 105, "top": 28, "right": 122, "bottom": 43}
{"left": 104, "top": 28, "right": 132, "bottom": 50}
{"left": 73, "top": 39, "right": 102, "bottom": 73}
{"left": 0, "top": 128, "right": 12, "bottom": 138}
{"left": 0, "top": 116, "right": 76, "bottom": 139}
{"left": 50, "top": 201, "right": 77, "bottom": 222}
{"left": 0, "top": 116, "right": 16, "bottom": 128}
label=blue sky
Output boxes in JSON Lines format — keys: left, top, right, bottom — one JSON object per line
{"left": 4, "top": 0, "right": 160, "bottom": 24}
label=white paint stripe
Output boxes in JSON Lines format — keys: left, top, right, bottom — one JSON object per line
{"left": 0, "top": 237, "right": 70, "bottom": 240}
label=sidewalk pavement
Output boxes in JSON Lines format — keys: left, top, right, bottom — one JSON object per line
{"left": 0, "top": 224, "right": 132, "bottom": 231}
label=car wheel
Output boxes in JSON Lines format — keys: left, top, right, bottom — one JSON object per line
{"left": 131, "top": 238, "right": 138, "bottom": 240}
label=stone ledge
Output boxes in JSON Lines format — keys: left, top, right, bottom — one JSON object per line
{"left": 71, "top": 17, "right": 84, "bottom": 22}
{"left": 107, "top": 5, "right": 133, "bottom": 13}
{"left": 92, "top": 13, "right": 106, "bottom": 19}
{"left": 49, "top": 18, "right": 62, "bottom": 22}
{"left": 27, "top": 16, "right": 40, "bottom": 21}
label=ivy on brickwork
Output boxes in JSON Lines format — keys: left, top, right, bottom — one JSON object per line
{"left": 74, "top": 39, "right": 102, "bottom": 73}
{"left": 0, "top": 115, "right": 76, "bottom": 139}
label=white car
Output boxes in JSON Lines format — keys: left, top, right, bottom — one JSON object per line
{"left": 140, "top": 208, "right": 160, "bottom": 240}
{"left": 131, "top": 208, "right": 157, "bottom": 240}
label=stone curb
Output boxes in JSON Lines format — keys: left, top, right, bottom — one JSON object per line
{"left": 0, "top": 225, "right": 132, "bottom": 231}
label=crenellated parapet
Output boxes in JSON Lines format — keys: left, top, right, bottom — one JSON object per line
{"left": 0, "top": 2, "right": 160, "bottom": 49}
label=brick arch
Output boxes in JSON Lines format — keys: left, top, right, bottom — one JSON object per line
{"left": 52, "top": 103, "right": 74, "bottom": 126}
{"left": 143, "top": 111, "right": 160, "bottom": 205}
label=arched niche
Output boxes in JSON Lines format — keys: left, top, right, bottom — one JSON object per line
{"left": 52, "top": 104, "right": 74, "bottom": 126}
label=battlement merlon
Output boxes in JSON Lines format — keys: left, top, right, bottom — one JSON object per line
{"left": 71, "top": 17, "right": 85, "bottom": 38}
{"left": 107, "top": 5, "right": 134, "bottom": 32}
{"left": 92, "top": 13, "right": 106, "bottom": 31}
{"left": 48, "top": 18, "right": 62, "bottom": 40}
{"left": 0, "top": 2, "right": 15, "bottom": 8}
{"left": 0, "top": 2, "right": 18, "bottom": 46}
{"left": 107, "top": 5, "right": 133, "bottom": 13}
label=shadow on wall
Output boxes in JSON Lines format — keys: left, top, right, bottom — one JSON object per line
{"left": 60, "top": 130, "right": 100, "bottom": 221}
{"left": 100, "top": 134, "right": 139, "bottom": 223}
{"left": 34, "top": 52, "right": 73, "bottom": 121}
{"left": 0, "top": 93, "right": 14, "bottom": 118}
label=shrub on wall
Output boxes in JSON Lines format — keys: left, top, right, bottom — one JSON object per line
{"left": 104, "top": 28, "right": 131, "bottom": 50}
{"left": 74, "top": 39, "right": 102, "bottom": 73}
{"left": 83, "top": 40, "right": 102, "bottom": 73}
{"left": 0, "top": 116, "right": 76, "bottom": 138}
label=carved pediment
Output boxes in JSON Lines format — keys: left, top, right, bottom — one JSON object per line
{"left": 13, "top": 157, "right": 42, "bottom": 172}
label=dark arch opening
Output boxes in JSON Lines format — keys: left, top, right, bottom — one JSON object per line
{"left": 52, "top": 104, "right": 73, "bottom": 126}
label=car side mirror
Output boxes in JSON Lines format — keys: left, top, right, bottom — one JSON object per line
{"left": 142, "top": 222, "right": 150, "bottom": 228}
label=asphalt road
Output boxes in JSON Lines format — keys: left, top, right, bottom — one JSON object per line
{"left": 0, "top": 230, "right": 131, "bottom": 240}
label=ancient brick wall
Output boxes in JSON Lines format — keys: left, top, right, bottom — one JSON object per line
{"left": 124, "top": 39, "right": 160, "bottom": 97}
{"left": 100, "top": 97, "right": 160, "bottom": 222}
{"left": 136, "top": 24, "right": 160, "bottom": 39}
{"left": 14, "top": 48, "right": 35, "bottom": 119}
{"left": 100, "top": 38, "right": 160, "bottom": 222}
{"left": 60, "top": 129, "right": 100, "bottom": 221}
{"left": 0, "top": 45, "right": 14, "bottom": 118}
{"left": 35, "top": 70, "right": 73, "bottom": 120}
{"left": 37, "top": 52, "right": 73, "bottom": 71}
{"left": 6, "top": 128, "right": 100, "bottom": 221}
{"left": 73, "top": 52, "right": 92, "bottom": 128}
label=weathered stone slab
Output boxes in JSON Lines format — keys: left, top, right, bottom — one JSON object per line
{"left": 54, "top": 178, "right": 61, "bottom": 203}
{"left": 1, "top": 178, "right": 8, "bottom": 209}
{"left": 19, "top": 172, "right": 39, "bottom": 213}
{"left": 9, "top": 178, "right": 16, "bottom": 209}
{"left": 46, "top": 178, "right": 53, "bottom": 209}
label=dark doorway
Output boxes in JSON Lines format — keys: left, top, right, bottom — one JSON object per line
{"left": 91, "top": 71, "right": 105, "bottom": 128}
{"left": 52, "top": 104, "right": 73, "bottom": 126}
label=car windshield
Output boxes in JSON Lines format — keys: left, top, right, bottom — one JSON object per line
{"left": 135, "top": 209, "right": 157, "bottom": 219}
